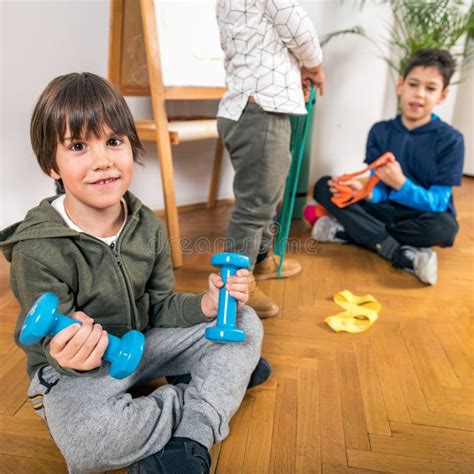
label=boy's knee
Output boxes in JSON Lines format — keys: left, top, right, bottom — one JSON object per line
{"left": 234, "top": 203, "right": 274, "bottom": 224}
{"left": 54, "top": 389, "right": 179, "bottom": 471}
{"left": 435, "top": 214, "right": 459, "bottom": 247}
{"left": 60, "top": 439, "right": 105, "bottom": 472}
{"left": 238, "top": 306, "right": 263, "bottom": 344}
{"left": 313, "top": 176, "right": 332, "bottom": 203}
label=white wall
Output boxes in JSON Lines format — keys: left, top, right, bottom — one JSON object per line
{"left": 1, "top": 0, "right": 111, "bottom": 227}
{"left": 452, "top": 38, "right": 474, "bottom": 176}
{"left": 0, "top": 0, "right": 469, "bottom": 229}
{"left": 301, "top": 0, "right": 462, "bottom": 180}
{"left": 0, "top": 0, "right": 236, "bottom": 228}
{"left": 302, "top": 0, "right": 395, "bottom": 178}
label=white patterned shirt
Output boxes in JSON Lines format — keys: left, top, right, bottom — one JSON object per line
{"left": 216, "top": 0, "right": 322, "bottom": 121}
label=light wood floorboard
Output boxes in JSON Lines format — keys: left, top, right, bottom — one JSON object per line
{"left": 0, "top": 178, "right": 473, "bottom": 473}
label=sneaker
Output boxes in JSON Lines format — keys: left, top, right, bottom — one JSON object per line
{"left": 303, "top": 200, "right": 328, "bottom": 227}
{"left": 253, "top": 252, "right": 302, "bottom": 280}
{"left": 166, "top": 357, "right": 272, "bottom": 389}
{"left": 248, "top": 274, "right": 279, "bottom": 318}
{"left": 311, "top": 216, "right": 347, "bottom": 243}
{"left": 128, "top": 437, "right": 210, "bottom": 474}
{"left": 248, "top": 356, "right": 272, "bottom": 388}
{"left": 401, "top": 246, "right": 438, "bottom": 285}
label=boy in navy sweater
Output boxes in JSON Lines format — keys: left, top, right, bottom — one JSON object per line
{"left": 313, "top": 49, "right": 464, "bottom": 285}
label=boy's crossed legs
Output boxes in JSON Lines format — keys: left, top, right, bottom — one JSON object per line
{"left": 313, "top": 176, "right": 459, "bottom": 284}
{"left": 28, "top": 307, "right": 263, "bottom": 473}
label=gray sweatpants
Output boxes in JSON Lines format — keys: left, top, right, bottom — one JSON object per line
{"left": 218, "top": 103, "right": 292, "bottom": 266}
{"left": 28, "top": 307, "right": 263, "bottom": 473}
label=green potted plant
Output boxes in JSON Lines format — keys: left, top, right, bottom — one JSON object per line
{"left": 383, "top": 0, "right": 474, "bottom": 76}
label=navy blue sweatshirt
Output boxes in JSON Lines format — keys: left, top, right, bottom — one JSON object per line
{"left": 365, "top": 115, "right": 464, "bottom": 215}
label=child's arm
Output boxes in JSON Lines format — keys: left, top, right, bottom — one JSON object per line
{"left": 389, "top": 181, "right": 452, "bottom": 213}
{"left": 365, "top": 124, "right": 385, "bottom": 164}
{"left": 376, "top": 160, "right": 453, "bottom": 213}
{"left": 146, "top": 223, "right": 250, "bottom": 327}
{"left": 12, "top": 248, "right": 107, "bottom": 376}
{"left": 369, "top": 178, "right": 390, "bottom": 204}
{"left": 146, "top": 238, "right": 207, "bottom": 327}
{"left": 265, "top": 0, "right": 323, "bottom": 90}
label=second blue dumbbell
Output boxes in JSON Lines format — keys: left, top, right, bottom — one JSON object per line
{"left": 20, "top": 292, "right": 145, "bottom": 379}
{"left": 205, "top": 252, "right": 251, "bottom": 343}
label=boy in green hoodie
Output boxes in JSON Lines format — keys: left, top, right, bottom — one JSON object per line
{"left": 0, "top": 73, "right": 265, "bottom": 473}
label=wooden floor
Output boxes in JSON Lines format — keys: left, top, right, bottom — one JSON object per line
{"left": 0, "top": 178, "right": 473, "bottom": 473}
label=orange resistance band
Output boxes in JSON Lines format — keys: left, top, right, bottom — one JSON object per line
{"left": 313, "top": 152, "right": 395, "bottom": 219}
{"left": 330, "top": 152, "right": 395, "bottom": 208}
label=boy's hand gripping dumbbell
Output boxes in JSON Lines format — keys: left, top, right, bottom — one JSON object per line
{"left": 205, "top": 252, "right": 251, "bottom": 343}
{"left": 20, "top": 293, "right": 145, "bottom": 379}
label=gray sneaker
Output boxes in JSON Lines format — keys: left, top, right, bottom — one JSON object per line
{"left": 401, "top": 246, "right": 438, "bottom": 285}
{"left": 311, "top": 216, "right": 347, "bottom": 243}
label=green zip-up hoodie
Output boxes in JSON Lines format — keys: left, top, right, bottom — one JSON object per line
{"left": 0, "top": 192, "right": 207, "bottom": 379}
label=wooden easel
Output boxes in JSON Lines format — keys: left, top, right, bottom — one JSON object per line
{"left": 108, "top": 0, "right": 226, "bottom": 268}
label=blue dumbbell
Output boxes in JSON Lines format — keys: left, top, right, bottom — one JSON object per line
{"left": 205, "top": 252, "right": 251, "bottom": 343}
{"left": 20, "top": 293, "right": 145, "bottom": 379}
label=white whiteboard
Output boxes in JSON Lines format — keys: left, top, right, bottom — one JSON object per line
{"left": 154, "top": 0, "right": 226, "bottom": 87}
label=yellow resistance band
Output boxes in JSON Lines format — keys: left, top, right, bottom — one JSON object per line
{"left": 325, "top": 290, "right": 380, "bottom": 333}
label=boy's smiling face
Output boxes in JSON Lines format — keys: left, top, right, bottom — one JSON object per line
{"left": 396, "top": 66, "right": 448, "bottom": 129}
{"left": 51, "top": 125, "right": 134, "bottom": 217}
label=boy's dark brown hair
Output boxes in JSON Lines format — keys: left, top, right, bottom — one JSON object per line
{"left": 403, "top": 48, "right": 456, "bottom": 89}
{"left": 30, "top": 72, "right": 145, "bottom": 177}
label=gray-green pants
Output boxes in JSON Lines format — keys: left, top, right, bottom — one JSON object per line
{"left": 218, "top": 104, "right": 292, "bottom": 265}
{"left": 27, "top": 307, "right": 262, "bottom": 473}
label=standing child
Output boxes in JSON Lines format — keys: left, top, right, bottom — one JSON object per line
{"left": 0, "top": 73, "right": 266, "bottom": 473}
{"left": 216, "top": 0, "right": 325, "bottom": 318}
{"left": 313, "top": 49, "right": 464, "bottom": 285}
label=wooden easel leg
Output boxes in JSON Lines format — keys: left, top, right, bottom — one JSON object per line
{"left": 207, "top": 139, "right": 224, "bottom": 209}
{"left": 154, "top": 138, "right": 183, "bottom": 268}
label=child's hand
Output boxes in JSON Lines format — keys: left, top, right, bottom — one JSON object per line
{"left": 49, "top": 311, "right": 109, "bottom": 372}
{"left": 301, "top": 64, "right": 325, "bottom": 97}
{"left": 201, "top": 269, "right": 250, "bottom": 319}
{"left": 375, "top": 160, "right": 406, "bottom": 190}
{"left": 302, "top": 78, "right": 312, "bottom": 102}
{"left": 328, "top": 177, "right": 363, "bottom": 196}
